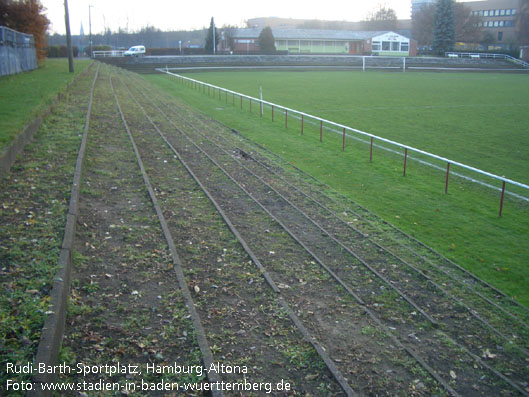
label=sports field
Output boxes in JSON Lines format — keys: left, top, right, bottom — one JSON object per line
{"left": 167, "top": 71, "right": 529, "bottom": 185}
{"left": 146, "top": 70, "right": 529, "bottom": 305}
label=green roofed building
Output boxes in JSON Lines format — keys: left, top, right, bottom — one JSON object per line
{"left": 231, "top": 28, "right": 417, "bottom": 56}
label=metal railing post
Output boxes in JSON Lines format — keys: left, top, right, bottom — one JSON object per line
{"left": 499, "top": 181, "right": 506, "bottom": 217}
{"left": 445, "top": 162, "right": 450, "bottom": 194}
{"left": 403, "top": 148, "right": 408, "bottom": 176}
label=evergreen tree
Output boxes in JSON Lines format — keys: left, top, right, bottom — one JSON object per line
{"left": 204, "top": 17, "right": 220, "bottom": 54}
{"left": 433, "top": 0, "right": 455, "bottom": 55}
{"left": 258, "top": 26, "right": 275, "bottom": 53}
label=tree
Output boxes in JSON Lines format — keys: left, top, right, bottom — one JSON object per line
{"left": 517, "top": 0, "right": 529, "bottom": 46}
{"left": 221, "top": 25, "right": 237, "bottom": 52}
{"left": 258, "top": 26, "right": 275, "bottom": 53}
{"left": 412, "top": 3, "right": 436, "bottom": 46}
{"left": 204, "top": 17, "right": 220, "bottom": 54}
{"left": 414, "top": 2, "right": 481, "bottom": 47}
{"left": 364, "top": 5, "right": 398, "bottom": 31}
{"left": 454, "top": 3, "right": 482, "bottom": 44}
{"left": 432, "top": 0, "right": 455, "bottom": 55}
{"left": 0, "top": 0, "right": 49, "bottom": 64}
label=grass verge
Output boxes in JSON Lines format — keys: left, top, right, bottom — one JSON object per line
{"left": 0, "top": 58, "right": 91, "bottom": 152}
{"left": 0, "top": 65, "right": 95, "bottom": 390}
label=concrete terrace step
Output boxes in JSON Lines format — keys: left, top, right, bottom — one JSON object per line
{"left": 97, "top": 54, "right": 526, "bottom": 74}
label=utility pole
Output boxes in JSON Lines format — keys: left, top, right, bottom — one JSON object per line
{"left": 64, "top": 0, "right": 74, "bottom": 72}
{"left": 89, "top": 5, "right": 93, "bottom": 58}
{"left": 212, "top": 17, "right": 216, "bottom": 55}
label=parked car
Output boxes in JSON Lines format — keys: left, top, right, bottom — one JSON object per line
{"left": 124, "top": 45, "right": 146, "bottom": 56}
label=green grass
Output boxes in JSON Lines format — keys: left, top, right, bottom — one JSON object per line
{"left": 169, "top": 71, "right": 529, "bottom": 185}
{"left": 0, "top": 58, "right": 91, "bottom": 152}
{"left": 144, "top": 71, "right": 529, "bottom": 307}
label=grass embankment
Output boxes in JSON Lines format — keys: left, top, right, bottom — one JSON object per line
{"left": 0, "top": 61, "right": 94, "bottom": 390}
{"left": 0, "top": 58, "right": 91, "bottom": 153}
{"left": 145, "top": 71, "right": 529, "bottom": 307}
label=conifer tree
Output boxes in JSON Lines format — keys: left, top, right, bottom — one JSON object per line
{"left": 258, "top": 27, "right": 275, "bottom": 53}
{"left": 433, "top": 0, "right": 455, "bottom": 55}
{"left": 205, "top": 17, "right": 220, "bottom": 54}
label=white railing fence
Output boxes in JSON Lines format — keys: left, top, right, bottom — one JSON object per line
{"left": 92, "top": 50, "right": 125, "bottom": 58}
{"left": 445, "top": 52, "right": 529, "bottom": 68}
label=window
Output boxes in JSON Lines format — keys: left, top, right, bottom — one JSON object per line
{"left": 494, "top": 21, "right": 499, "bottom": 27}
{"left": 401, "top": 42, "right": 409, "bottom": 52}
{"left": 382, "top": 41, "right": 390, "bottom": 51}
{"left": 512, "top": 9, "right": 517, "bottom": 15}
{"left": 372, "top": 41, "right": 381, "bottom": 51}
{"left": 500, "top": 9, "right": 505, "bottom": 16}
{"left": 300, "top": 40, "right": 310, "bottom": 47}
{"left": 499, "top": 20, "right": 504, "bottom": 27}
{"left": 391, "top": 42, "right": 399, "bottom": 51}
{"left": 506, "top": 9, "right": 511, "bottom": 15}
{"left": 495, "top": 9, "right": 500, "bottom": 16}
{"left": 484, "top": 10, "right": 489, "bottom": 16}
{"left": 498, "top": 31, "right": 503, "bottom": 41}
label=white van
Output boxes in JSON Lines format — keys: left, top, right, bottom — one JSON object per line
{"left": 124, "top": 45, "right": 146, "bottom": 57}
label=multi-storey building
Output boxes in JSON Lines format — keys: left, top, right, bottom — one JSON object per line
{"left": 464, "top": 0, "right": 520, "bottom": 46}
{"left": 411, "top": 0, "right": 437, "bottom": 19}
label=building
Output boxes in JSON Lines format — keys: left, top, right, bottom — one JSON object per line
{"left": 231, "top": 28, "right": 416, "bottom": 56}
{"left": 411, "top": 0, "right": 436, "bottom": 19}
{"left": 464, "top": 0, "right": 520, "bottom": 47}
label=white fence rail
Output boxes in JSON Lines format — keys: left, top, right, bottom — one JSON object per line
{"left": 92, "top": 50, "right": 125, "bottom": 58}
{"left": 157, "top": 68, "right": 529, "bottom": 215}
{"left": 445, "top": 52, "right": 529, "bottom": 68}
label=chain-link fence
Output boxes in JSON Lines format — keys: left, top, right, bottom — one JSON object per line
{"left": 0, "top": 26, "right": 37, "bottom": 77}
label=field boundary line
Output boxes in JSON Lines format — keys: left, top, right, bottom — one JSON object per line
{"left": 157, "top": 69, "right": 529, "bottom": 212}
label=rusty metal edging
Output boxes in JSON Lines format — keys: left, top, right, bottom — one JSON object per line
{"left": 30, "top": 63, "right": 100, "bottom": 396}
{"left": 107, "top": 69, "right": 223, "bottom": 397}
{"left": 116, "top": 73, "right": 356, "bottom": 397}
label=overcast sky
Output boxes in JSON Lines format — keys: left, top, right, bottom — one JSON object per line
{"left": 41, "top": 0, "right": 416, "bottom": 35}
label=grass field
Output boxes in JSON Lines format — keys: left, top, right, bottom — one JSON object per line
{"left": 0, "top": 58, "right": 91, "bottom": 152}
{"left": 146, "top": 70, "right": 529, "bottom": 306}
{"left": 168, "top": 71, "right": 529, "bottom": 185}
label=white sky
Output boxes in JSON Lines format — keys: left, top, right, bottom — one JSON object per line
{"left": 41, "top": 0, "right": 415, "bottom": 35}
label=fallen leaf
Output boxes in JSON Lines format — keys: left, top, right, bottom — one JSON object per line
{"left": 450, "top": 370, "right": 457, "bottom": 379}
{"left": 483, "top": 349, "right": 497, "bottom": 359}
{"left": 194, "top": 285, "right": 200, "bottom": 294}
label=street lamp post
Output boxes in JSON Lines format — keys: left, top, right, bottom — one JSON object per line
{"left": 89, "top": 5, "right": 93, "bottom": 58}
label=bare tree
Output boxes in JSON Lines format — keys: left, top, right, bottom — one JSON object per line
{"left": 518, "top": 0, "right": 529, "bottom": 46}
{"left": 454, "top": 3, "right": 482, "bottom": 43}
{"left": 364, "top": 4, "right": 398, "bottom": 31}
